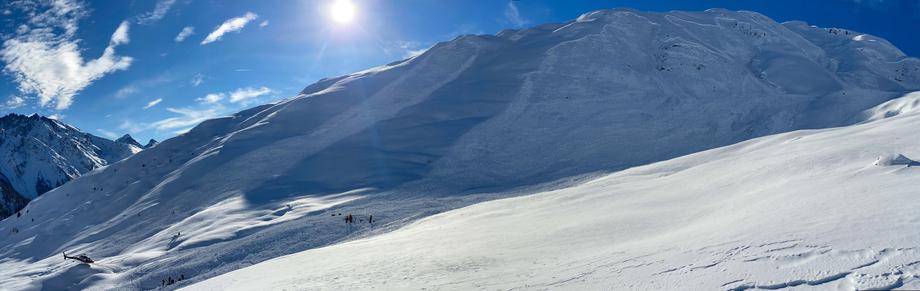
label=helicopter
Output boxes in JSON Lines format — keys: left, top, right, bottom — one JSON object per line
{"left": 63, "top": 252, "right": 95, "bottom": 264}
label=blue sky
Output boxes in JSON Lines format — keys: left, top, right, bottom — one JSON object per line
{"left": 1, "top": 0, "right": 918, "bottom": 142}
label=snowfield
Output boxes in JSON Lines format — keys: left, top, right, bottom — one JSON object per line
{"left": 191, "top": 92, "right": 920, "bottom": 290}
{"left": 0, "top": 8, "right": 919, "bottom": 290}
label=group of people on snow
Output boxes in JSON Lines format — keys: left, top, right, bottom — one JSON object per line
{"left": 161, "top": 274, "right": 185, "bottom": 287}
{"left": 338, "top": 213, "right": 374, "bottom": 224}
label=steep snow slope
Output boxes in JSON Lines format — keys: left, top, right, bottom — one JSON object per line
{"left": 192, "top": 92, "right": 920, "bottom": 291}
{"left": 0, "top": 114, "right": 140, "bottom": 219}
{"left": 1, "top": 8, "right": 919, "bottom": 290}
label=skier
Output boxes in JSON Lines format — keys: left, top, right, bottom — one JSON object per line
{"left": 369, "top": 215, "right": 373, "bottom": 224}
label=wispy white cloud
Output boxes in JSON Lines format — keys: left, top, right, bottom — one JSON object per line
{"left": 259, "top": 20, "right": 269, "bottom": 27}
{"left": 504, "top": 2, "right": 527, "bottom": 28}
{"left": 119, "top": 119, "right": 146, "bottom": 134}
{"left": 174, "top": 26, "right": 195, "bottom": 42}
{"left": 395, "top": 41, "right": 429, "bottom": 58}
{"left": 0, "top": 0, "right": 133, "bottom": 110}
{"left": 4, "top": 96, "right": 25, "bottom": 109}
{"left": 143, "top": 98, "right": 163, "bottom": 109}
{"left": 125, "top": 85, "right": 273, "bottom": 136}
{"left": 137, "top": 0, "right": 176, "bottom": 24}
{"left": 121, "top": 104, "right": 224, "bottom": 135}
{"left": 195, "top": 86, "right": 272, "bottom": 105}
{"left": 201, "top": 12, "right": 259, "bottom": 45}
{"left": 196, "top": 93, "right": 223, "bottom": 104}
{"left": 96, "top": 128, "right": 119, "bottom": 139}
{"left": 229, "top": 87, "right": 271, "bottom": 103}
{"left": 151, "top": 107, "right": 223, "bottom": 131}
{"left": 191, "top": 73, "right": 204, "bottom": 86}
{"left": 114, "top": 85, "right": 138, "bottom": 99}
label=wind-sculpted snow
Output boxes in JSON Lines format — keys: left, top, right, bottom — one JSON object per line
{"left": 1, "top": 8, "right": 919, "bottom": 290}
{"left": 193, "top": 93, "right": 920, "bottom": 290}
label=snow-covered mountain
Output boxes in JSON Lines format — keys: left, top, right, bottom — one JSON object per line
{"left": 191, "top": 91, "right": 920, "bottom": 291}
{"left": 0, "top": 8, "right": 918, "bottom": 290}
{"left": 115, "top": 134, "right": 158, "bottom": 150}
{"left": 0, "top": 114, "right": 141, "bottom": 219}
{"left": 115, "top": 134, "right": 144, "bottom": 149}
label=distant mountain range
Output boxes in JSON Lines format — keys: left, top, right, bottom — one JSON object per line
{"left": 0, "top": 114, "right": 143, "bottom": 218}
{"left": 116, "top": 134, "right": 158, "bottom": 149}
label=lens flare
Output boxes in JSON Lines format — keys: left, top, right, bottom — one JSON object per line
{"left": 330, "top": 0, "right": 356, "bottom": 24}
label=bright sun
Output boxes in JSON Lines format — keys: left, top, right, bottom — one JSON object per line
{"left": 330, "top": 0, "right": 356, "bottom": 24}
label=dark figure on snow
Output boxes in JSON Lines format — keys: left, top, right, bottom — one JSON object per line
{"left": 63, "top": 252, "right": 94, "bottom": 264}
{"left": 369, "top": 215, "right": 373, "bottom": 224}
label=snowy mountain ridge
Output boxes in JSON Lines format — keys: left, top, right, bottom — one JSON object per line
{"left": 0, "top": 8, "right": 918, "bottom": 290}
{"left": 115, "top": 134, "right": 158, "bottom": 149}
{"left": 115, "top": 134, "right": 144, "bottom": 149}
{"left": 0, "top": 114, "right": 141, "bottom": 219}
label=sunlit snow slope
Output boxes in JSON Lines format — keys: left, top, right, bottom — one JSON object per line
{"left": 1, "top": 8, "right": 918, "bottom": 290}
{"left": 193, "top": 91, "right": 920, "bottom": 291}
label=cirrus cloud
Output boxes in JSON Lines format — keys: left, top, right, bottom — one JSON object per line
{"left": 143, "top": 98, "right": 163, "bottom": 109}
{"left": 175, "top": 26, "right": 195, "bottom": 42}
{"left": 201, "top": 12, "right": 259, "bottom": 45}
{"left": 137, "top": 0, "right": 177, "bottom": 24}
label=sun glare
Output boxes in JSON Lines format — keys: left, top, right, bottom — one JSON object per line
{"left": 330, "top": 0, "right": 356, "bottom": 24}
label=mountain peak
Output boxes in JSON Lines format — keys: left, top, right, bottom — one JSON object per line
{"left": 144, "top": 139, "right": 159, "bottom": 148}
{"left": 0, "top": 116, "right": 139, "bottom": 218}
{"left": 115, "top": 134, "right": 143, "bottom": 148}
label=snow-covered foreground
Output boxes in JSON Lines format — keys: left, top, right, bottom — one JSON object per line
{"left": 192, "top": 93, "right": 920, "bottom": 291}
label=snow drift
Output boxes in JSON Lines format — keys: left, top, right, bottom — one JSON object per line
{"left": 0, "top": 8, "right": 918, "bottom": 290}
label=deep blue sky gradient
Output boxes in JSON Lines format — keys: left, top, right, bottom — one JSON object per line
{"left": 0, "top": 0, "right": 917, "bottom": 142}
